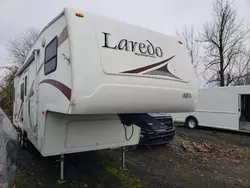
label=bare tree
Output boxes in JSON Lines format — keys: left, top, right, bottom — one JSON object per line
{"left": 6, "top": 28, "right": 39, "bottom": 66}
{"left": 200, "top": 0, "right": 250, "bottom": 87}
{"left": 176, "top": 26, "right": 200, "bottom": 74}
{"left": 0, "top": 28, "right": 39, "bottom": 118}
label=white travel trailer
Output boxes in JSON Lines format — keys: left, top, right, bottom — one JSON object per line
{"left": 13, "top": 8, "right": 197, "bottom": 181}
{"left": 172, "top": 86, "right": 250, "bottom": 132}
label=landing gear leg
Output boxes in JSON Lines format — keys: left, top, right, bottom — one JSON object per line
{"left": 120, "top": 146, "right": 127, "bottom": 170}
{"left": 57, "top": 154, "right": 66, "bottom": 184}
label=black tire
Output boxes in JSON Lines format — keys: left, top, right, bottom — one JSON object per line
{"left": 22, "top": 133, "right": 28, "bottom": 149}
{"left": 186, "top": 117, "right": 198, "bottom": 129}
{"left": 17, "top": 131, "right": 22, "bottom": 146}
{"left": 17, "top": 130, "right": 28, "bottom": 149}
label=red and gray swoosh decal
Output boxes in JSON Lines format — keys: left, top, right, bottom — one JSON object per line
{"left": 39, "top": 79, "right": 71, "bottom": 101}
{"left": 120, "top": 55, "right": 181, "bottom": 80}
{"left": 121, "top": 56, "right": 175, "bottom": 73}
{"left": 144, "top": 61, "right": 181, "bottom": 80}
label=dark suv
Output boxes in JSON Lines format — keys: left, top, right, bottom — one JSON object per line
{"left": 139, "top": 113, "right": 175, "bottom": 145}
{"left": 118, "top": 113, "right": 175, "bottom": 146}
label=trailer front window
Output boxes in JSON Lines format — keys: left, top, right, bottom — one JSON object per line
{"left": 44, "top": 37, "right": 58, "bottom": 75}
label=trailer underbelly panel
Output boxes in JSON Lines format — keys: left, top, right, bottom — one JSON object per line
{"left": 42, "top": 112, "right": 140, "bottom": 156}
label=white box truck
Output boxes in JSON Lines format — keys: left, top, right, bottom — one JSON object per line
{"left": 171, "top": 86, "right": 250, "bottom": 132}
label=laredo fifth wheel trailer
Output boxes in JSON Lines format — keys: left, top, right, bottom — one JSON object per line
{"left": 171, "top": 86, "right": 250, "bottom": 132}
{"left": 13, "top": 8, "right": 197, "bottom": 181}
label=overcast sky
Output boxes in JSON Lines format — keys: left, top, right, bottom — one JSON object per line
{"left": 0, "top": 0, "right": 250, "bottom": 84}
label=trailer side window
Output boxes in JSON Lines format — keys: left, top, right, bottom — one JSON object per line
{"left": 20, "top": 83, "right": 24, "bottom": 102}
{"left": 24, "top": 76, "right": 27, "bottom": 96}
{"left": 44, "top": 37, "right": 58, "bottom": 75}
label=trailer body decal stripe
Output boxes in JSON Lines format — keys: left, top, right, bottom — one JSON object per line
{"left": 58, "top": 26, "right": 68, "bottom": 47}
{"left": 39, "top": 79, "right": 71, "bottom": 100}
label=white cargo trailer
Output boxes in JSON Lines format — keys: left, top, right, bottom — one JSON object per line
{"left": 171, "top": 86, "right": 250, "bottom": 132}
{"left": 13, "top": 7, "right": 197, "bottom": 181}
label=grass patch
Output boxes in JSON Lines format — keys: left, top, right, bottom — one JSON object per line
{"left": 214, "top": 131, "right": 241, "bottom": 138}
{"left": 175, "top": 136, "right": 190, "bottom": 144}
{"left": 198, "top": 129, "right": 243, "bottom": 139}
{"left": 198, "top": 129, "right": 215, "bottom": 134}
{"left": 13, "top": 172, "right": 30, "bottom": 188}
{"left": 245, "top": 147, "right": 250, "bottom": 155}
{"left": 105, "top": 166, "right": 147, "bottom": 188}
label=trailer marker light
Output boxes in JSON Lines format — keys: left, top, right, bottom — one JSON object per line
{"left": 75, "top": 13, "right": 84, "bottom": 18}
{"left": 178, "top": 41, "right": 183, "bottom": 44}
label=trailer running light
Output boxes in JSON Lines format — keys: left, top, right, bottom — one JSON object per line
{"left": 178, "top": 41, "right": 183, "bottom": 44}
{"left": 75, "top": 13, "right": 84, "bottom": 18}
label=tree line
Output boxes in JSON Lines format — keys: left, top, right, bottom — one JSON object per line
{"left": 177, "top": 0, "right": 250, "bottom": 87}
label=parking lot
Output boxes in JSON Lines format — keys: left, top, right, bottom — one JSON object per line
{"left": 14, "top": 125, "right": 250, "bottom": 188}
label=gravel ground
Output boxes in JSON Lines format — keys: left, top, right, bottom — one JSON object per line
{"left": 13, "top": 125, "right": 250, "bottom": 188}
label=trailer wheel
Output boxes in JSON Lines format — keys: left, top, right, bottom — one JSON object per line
{"left": 17, "top": 131, "right": 22, "bottom": 146}
{"left": 22, "top": 132, "right": 28, "bottom": 149}
{"left": 17, "top": 130, "right": 28, "bottom": 149}
{"left": 186, "top": 117, "right": 198, "bottom": 129}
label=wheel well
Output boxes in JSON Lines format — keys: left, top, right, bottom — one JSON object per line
{"left": 185, "top": 116, "right": 198, "bottom": 124}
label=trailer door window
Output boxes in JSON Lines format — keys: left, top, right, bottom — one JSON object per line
{"left": 44, "top": 37, "right": 58, "bottom": 75}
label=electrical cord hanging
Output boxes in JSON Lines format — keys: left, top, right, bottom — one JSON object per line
{"left": 123, "top": 124, "right": 134, "bottom": 141}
